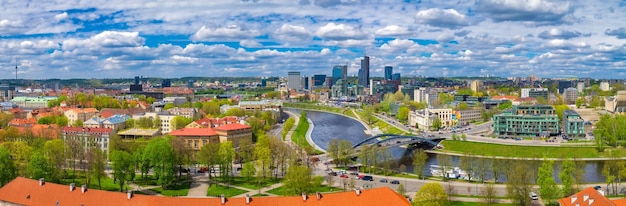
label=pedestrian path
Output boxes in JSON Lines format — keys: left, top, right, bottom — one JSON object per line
{"left": 187, "top": 174, "right": 210, "bottom": 197}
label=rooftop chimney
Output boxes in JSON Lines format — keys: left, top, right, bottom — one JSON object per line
{"left": 81, "top": 185, "right": 87, "bottom": 193}
{"left": 245, "top": 194, "right": 251, "bottom": 204}
{"left": 39, "top": 178, "right": 45, "bottom": 186}
{"left": 127, "top": 190, "right": 133, "bottom": 200}
{"left": 221, "top": 194, "right": 226, "bottom": 204}
{"left": 571, "top": 195, "right": 577, "bottom": 204}
{"left": 589, "top": 198, "right": 594, "bottom": 205}
{"left": 583, "top": 194, "right": 589, "bottom": 202}
{"left": 316, "top": 192, "right": 322, "bottom": 200}
{"left": 302, "top": 192, "right": 307, "bottom": 201}
{"left": 355, "top": 187, "right": 361, "bottom": 196}
{"left": 70, "top": 183, "right": 75, "bottom": 191}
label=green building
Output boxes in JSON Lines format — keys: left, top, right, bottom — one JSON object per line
{"left": 562, "top": 110, "right": 585, "bottom": 138}
{"left": 493, "top": 105, "right": 560, "bottom": 138}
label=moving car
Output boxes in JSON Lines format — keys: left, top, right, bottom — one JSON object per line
{"left": 339, "top": 174, "right": 349, "bottom": 178}
{"left": 379, "top": 179, "right": 388, "bottom": 183}
{"left": 390, "top": 180, "right": 400, "bottom": 184}
{"left": 360, "top": 175, "right": 373, "bottom": 181}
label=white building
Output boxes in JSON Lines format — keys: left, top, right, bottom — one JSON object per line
{"left": 577, "top": 82, "right": 585, "bottom": 93}
{"left": 413, "top": 87, "right": 437, "bottom": 105}
{"left": 408, "top": 108, "right": 454, "bottom": 130}
{"left": 287, "top": 71, "right": 301, "bottom": 91}
{"left": 601, "top": 82, "right": 610, "bottom": 91}
{"left": 132, "top": 112, "right": 177, "bottom": 134}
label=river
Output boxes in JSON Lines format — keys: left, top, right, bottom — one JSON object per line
{"left": 288, "top": 109, "right": 606, "bottom": 183}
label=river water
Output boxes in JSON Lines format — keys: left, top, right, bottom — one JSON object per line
{"left": 289, "top": 109, "right": 606, "bottom": 183}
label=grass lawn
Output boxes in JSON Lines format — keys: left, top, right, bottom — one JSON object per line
{"left": 60, "top": 172, "right": 125, "bottom": 192}
{"left": 449, "top": 201, "right": 513, "bottom": 206}
{"left": 229, "top": 176, "right": 283, "bottom": 190}
{"left": 133, "top": 175, "right": 159, "bottom": 186}
{"left": 291, "top": 114, "right": 314, "bottom": 151}
{"left": 206, "top": 184, "right": 248, "bottom": 197}
{"left": 266, "top": 185, "right": 343, "bottom": 196}
{"left": 284, "top": 102, "right": 343, "bottom": 113}
{"left": 440, "top": 140, "right": 626, "bottom": 158}
{"left": 252, "top": 193, "right": 269, "bottom": 197}
{"left": 150, "top": 182, "right": 190, "bottom": 197}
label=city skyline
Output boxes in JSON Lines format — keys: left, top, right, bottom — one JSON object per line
{"left": 1, "top": 1, "right": 626, "bottom": 79}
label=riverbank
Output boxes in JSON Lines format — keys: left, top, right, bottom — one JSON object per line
{"left": 284, "top": 105, "right": 373, "bottom": 134}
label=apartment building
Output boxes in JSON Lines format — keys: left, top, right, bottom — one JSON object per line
{"left": 493, "top": 105, "right": 560, "bottom": 138}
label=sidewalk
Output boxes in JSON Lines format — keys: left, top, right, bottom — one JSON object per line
{"left": 187, "top": 174, "right": 210, "bottom": 197}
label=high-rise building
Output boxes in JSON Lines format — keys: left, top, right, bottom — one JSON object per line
{"left": 261, "top": 79, "right": 267, "bottom": 87}
{"left": 384, "top": 66, "right": 393, "bottom": 80}
{"left": 521, "top": 88, "right": 549, "bottom": 99}
{"left": 470, "top": 80, "right": 482, "bottom": 93}
{"left": 313, "top": 74, "right": 326, "bottom": 86}
{"left": 161, "top": 79, "right": 171, "bottom": 88}
{"left": 359, "top": 56, "right": 370, "bottom": 88}
{"left": 601, "top": 81, "right": 610, "bottom": 91}
{"left": 392, "top": 73, "right": 401, "bottom": 81}
{"left": 332, "top": 66, "right": 343, "bottom": 80}
{"left": 287, "top": 71, "right": 301, "bottom": 91}
{"left": 188, "top": 80, "right": 194, "bottom": 88}
{"left": 577, "top": 82, "right": 584, "bottom": 93}
{"left": 563, "top": 87, "right": 578, "bottom": 104}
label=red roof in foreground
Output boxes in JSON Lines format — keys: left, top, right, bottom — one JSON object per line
{"left": 213, "top": 123, "right": 251, "bottom": 131}
{"left": 169, "top": 128, "right": 218, "bottom": 137}
{"left": 558, "top": 187, "right": 623, "bottom": 206}
{"left": 0, "top": 177, "right": 411, "bottom": 206}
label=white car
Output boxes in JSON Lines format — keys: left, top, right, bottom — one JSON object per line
{"left": 530, "top": 192, "right": 538, "bottom": 200}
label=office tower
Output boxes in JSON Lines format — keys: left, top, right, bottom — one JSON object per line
{"left": 287, "top": 71, "right": 302, "bottom": 90}
{"left": 392, "top": 73, "right": 401, "bottom": 81}
{"left": 384, "top": 66, "right": 393, "bottom": 80}
{"left": 162, "top": 79, "right": 171, "bottom": 88}
{"left": 188, "top": 80, "right": 194, "bottom": 88}
{"left": 313, "top": 75, "right": 326, "bottom": 86}
{"left": 359, "top": 56, "right": 370, "bottom": 88}
{"left": 261, "top": 79, "right": 267, "bottom": 87}
{"left": 302, "top": 76, "right": 309, "bottom": 90}
{"left": 332, "top": 66, "right": 343, "bottom": 80}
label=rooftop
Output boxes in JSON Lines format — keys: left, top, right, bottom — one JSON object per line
{"left": 169, "top": 128, "right": 218, "bottom": 137}
{"left": 213, "top": 123, "right": 251, "bottom": 131}
{"left": 0, "top": 177, "right": 411, "bottom": 206}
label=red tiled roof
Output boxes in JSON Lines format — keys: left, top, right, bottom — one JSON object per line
{"left": 9, "top": 118, "right": 37, "bottom": 126}
{"left": 213, "top": 123, "right": 250, "bottom": 131}
{"left": 558, "top": 187, "right": 619, "bottom": 206}
{"left": 14, "top": 124, "right": 59, "bottom": 139}
{"left": 0, "top": 177, "right": 412, "bottom": 206}
{"left": 62, "top": 127, "right": 112, "bottom": 134}
{"left": 169, "top": 128, "right": 218, "bottom": 137}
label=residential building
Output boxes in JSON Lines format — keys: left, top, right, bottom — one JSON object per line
{"left": 62, "top": 127, "right": 112, "bottom": 155}
{"left": 132, "top": 112, "right": 176, "bottom": 134}
{"left": 170, "top": 123, "right": 252, "bottom": 150}
{"left": 83, "top": 114, "right": 130, "bottom": 132}
{"left": 492, "top": 105, "right": 560, "bottom": 138}
{"left": 562, "top": 87, "right": 578, "bottom": 105}
{"left": 186, "top": 116, "right": 239, "bottom": 128}
{"left": 520, "top": 88, "right": 549, "bottom": 100}
{"left": 605, "top": 91, "right": 626, "bottom": 113}
{"left": 0, "top": 177, "right": 412, "bottom": 206}
{"left": 601, "top": 81, "right": 610, "bottom": 91}
{"left": 11, "top": 96, "right": 58, "bottom": 108}
{"left": 213, "top": 123, "right": 253, "bottom": 147}
{"left": 287, "top": 71, "right": 301, "bottom": 91}
{"left": 384, "top": 66, "right": 393, "bottom": 80}
{"left": 358, "top": 56, "right": 370, "bottom": 88}
{"left": 0, "top": 84, "right": 15, "bottom": 102}
{"left": 64, "top": 108, "right": 99, "bottom": 125}
{"left": 563, "top": 110, "right": 585, "bottom": 138}
{"left": 470, "top": 80, "right": 482, "bottom": 93}
{"left": 166, "top": 107, "right": 199, "bottom": 119}
{"left": 162, "top": 96, "right": 188, "bottom": 106}
{"left": 238, "top": 100, "right": 283, "bottom": 112}
{"left": 414, "top": 87, "right": 435, "bottom": 105}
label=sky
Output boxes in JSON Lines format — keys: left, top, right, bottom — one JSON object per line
{"left": 1, "top": 0, "right": 626, "bottom": 79}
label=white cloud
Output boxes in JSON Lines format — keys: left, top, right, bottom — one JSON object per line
{"left": 375, "top": 25, "right": 411, "bottom": 36}
{"left": 240, "top": 40, "right": 262, "bottom": 48}
{"left": 273, "top": 24, "right": 311, "bottom": 42}
{"left": 415, "top": 8, "right": 469, "bottom": 29}
{"left": 315, "top": 23, "right": 367, "bottom": 40}
{"left": 191, "top": 25, "right": 261, "bottom": 41}
{"left": 477, "top": 0, "right": 572, "bottom": 23}
{"left": 54, "top": 12, "right": 68, "bottom": 21}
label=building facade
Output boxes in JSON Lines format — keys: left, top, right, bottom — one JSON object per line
{"left": 492, "top": 105, "right": 560, "bottom": 138}
{"left": 384, "top": 66, "right": 393, "bottom": 80}
{"left": 11, "top": 96, "right": 57, "bottom": 108}
{"left": 563, "top": 110, "right": 585, "bottom": 138}
{"left": 408, "top": 109, "right": 438, "bottom": 131}
{"left": 287, "top": 71, "right": 301, "bottom": 91}
{"left": 601, "top": 81, "right": 610, "bottom": 91}
{"left": 562, "top": 87, "right": 579, "bottom": 105}
{"left": 358, "top": 56, "right": 370, "bottom": 88}
{"left": 520, "top": 88, "right": 549, "bottom": 100}
{"left": 456, "top": 109, "right": 482, "bottom": 125}
{"left": 62, "top": 127, "right": 112, "bottom": 155}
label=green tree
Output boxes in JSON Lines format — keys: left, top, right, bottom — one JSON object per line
{"left": 498, "top": 101, "right": 513, "bottom": 110}
{"left": 554, "top": 104, "right": 569, "bottom": 120}
{"left": 414, "top": 182, "right": 448, "bottom": 206}
{"left": 110, "top": 150, "right": 134, "bottom": 192}
{"left": 4, "top": 141, "right": 32, "bottom": 176}
{"left": 43, "top": 139, "right": 66, "bottom": 183}
{"left": 437, "top": 93, "right": 453, "bottom": 106}
{"left": 0, "top": 113, "right": 14, "bottom": 129}
{"left": 431, "top": 118, "right": 442, "bottom": 131}
{"left": 171, "top": 116, "right": 193, "bottom": 130}
{"left": 458, "top": 154, "right": 477, "bottom": 182}
{"left": 202, "top": 101, "right": 221, "bottom": 117}
{"left": 481, "top": 183, "right": 497, "bottom": 206}
{"left": 125, "top": 118, "right": 135, "bottom": 128}
{"left": 396, "top": 106, "right": 409, "bottom": 121}
{"left": 456, "top": 102, "right": 469, "bottom": 110}
{"left": 412, "top": 149, "right": 428, "bottom": 179}
{"left": 144, "top": 138, "right": 176, "bottom": 188}
{"left": 27, "top": 151, "right": 51, "bottom": 180}
{"left": 224, "top": 108, "right": 245, "bottom": 117}
{"left": 506, "top": 161, "right": 534, "bottom": 206}
{"left": 575, "top": 97, "right": 585, "bottom": 108}
{"left": 241, "top": 161, "right": 256, "bottom": 183}
{"left": 283, "top": 165, "right": 322, "bottom": 195}
{"left": 137, "top": 117, "right": 152, "bottom": 129}
{"left": 397, "top": 183, "right": 406, "bottom": 196}
{"left": 163, "top": 103, "right": 175, "bottom": 110}
{"left": 0, "top": 147, "right": 17, "bottom": 186}
{"left": 559, "top": 158, "right": 576, "bottom": 196}
{"left": 198, "top": 143, "right": 221, "bottom": 180}
{"left": 152, "top": 116, "right": 161, "bottom": 129}
{"left": 537, "top": 159, "right": 559, "bottom": 205}
{"left": 218, "top": 141, "right": 235, "bottom": 183}
{"left": 72, "top": 119, "right": 83, "bottom": 127}
{"left": 90, "top": 147, "right": 107, "bottom": 189}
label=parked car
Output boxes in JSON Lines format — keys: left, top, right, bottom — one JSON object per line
{"left": 530, "top": 192, "right": 538, "bottom": 200}
{"left": 361, "top": 175, "right": 373, "bottom": 181}
{"left": 390, "top": 180, "right": 400, "bottom": 184}
{"left": 327, "top": 171, "right": 337, "bottom": 176}
{"left": 339, "top": 174, "right": 349, "bottom": 178}
{"left": 379, "top": 179, "right": 388, "bottom": 183}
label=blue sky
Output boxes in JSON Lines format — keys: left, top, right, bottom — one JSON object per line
{"left": 1, "top": 0, "right": 626, "bottom": 79}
